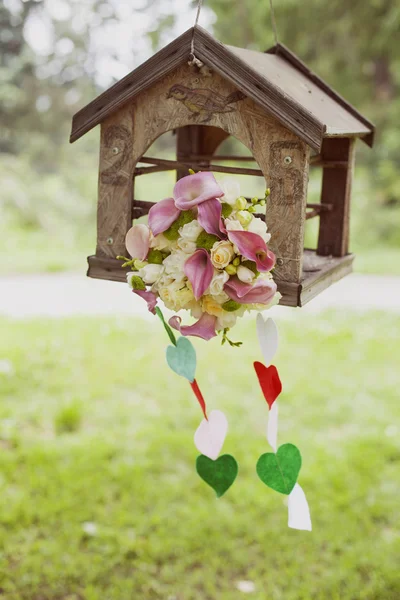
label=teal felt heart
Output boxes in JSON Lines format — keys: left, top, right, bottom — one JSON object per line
{"left": 256, "top": 443, "right": 302, "bottom": 495}
{"left": 196, "top": 454, "right": 238, "bottom": 498}
{"left": 166, "top": 337, "right": 196, "bottom": 382}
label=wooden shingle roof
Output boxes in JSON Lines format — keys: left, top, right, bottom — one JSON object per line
{"left": 70, "top": 26, "right": 374, "bottom": 150}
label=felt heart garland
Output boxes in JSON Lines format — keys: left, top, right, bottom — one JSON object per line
{"left": 255, "top": 315, "right": 312, "bottom": 531}
{"left": 158, "top": 308, "right": 234, "bottom": 496}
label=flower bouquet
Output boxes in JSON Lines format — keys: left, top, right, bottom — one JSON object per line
{"left": 121, "top": 172, "right": 280, "bottom": 345}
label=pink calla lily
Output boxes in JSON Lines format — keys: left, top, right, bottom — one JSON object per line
{"left": 169, "top": 312, "right": 218, "bottom": 341}
{"left": 133, "top": 289, "right": 158, "bottom": 314}
{"left": 227, "top": 230, "right": 276, "bottom": 272}
{"left": 184, "top": 249, "right": 214, "bottom": 300}
{"left": 125, "top": 224, "right": 150, "bottom": 260}
{"left": 224, "top": 276, "right": 277, "bottom": 305}
{"left": 148, "top": 197, "right": 181, "bottom": 236}
{"left": 197, "top": 198, "right": 227, "bottom": 238}
{"left": 173, "top": 172, "right": 224, "bottom": 210}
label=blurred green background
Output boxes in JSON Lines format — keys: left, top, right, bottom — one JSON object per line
{"left": 1, "top": 1, "right": 400, "bottom": 598}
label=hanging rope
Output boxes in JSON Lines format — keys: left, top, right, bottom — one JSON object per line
{"left": 189, "top": 0, "right": 204, "bottom": 67}
{"left": 269, "top": 0, "right": 278, "bottom": 46}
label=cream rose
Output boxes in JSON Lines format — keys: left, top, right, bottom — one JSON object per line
{"left": 159, "top": 282, "right": 194, "bottom": 311}
{"left": 179, "top": 219, "right": 203, "bottom": 242}
{"left": 209, "top": 270, "right": 229, "bottom": 296}
{"left": 210, "top": 240, "right": 235, "bottom": 269}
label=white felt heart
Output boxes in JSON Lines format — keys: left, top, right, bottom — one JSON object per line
{"left": 256, "top": 314, "right": 278, "bottom": 366}
{"left": 267, "top": 401, "right": 278, "bottom": 452}
{"left": 194, "top": 410, "right": 228, "bottom": 460}
{"left": 288, "top": 483, "right": 312, "bottom": 531}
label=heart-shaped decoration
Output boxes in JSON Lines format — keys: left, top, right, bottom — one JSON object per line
{"left": 166, "top": 337, "right": 196, "bottom": 382}
{"left": 256, "top": 443, "right": 301, "bottom": 495}
{"left": 253, "top": 361, "right": 282, "bottom": 409}
{"left": 256, "top": 314, "right": 278, "bottom": 366}
{"left": 194, "top": 410, "right": 228, "bottom": 460}
{"left": 196, "top": 454, "right": 238, "bottom": 497}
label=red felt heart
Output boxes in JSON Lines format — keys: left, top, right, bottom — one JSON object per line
{"left": 253, "top": 361, "right": 282, "bottom": 409}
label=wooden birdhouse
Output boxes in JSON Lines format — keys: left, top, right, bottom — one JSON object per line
{"left": 70, "top": 26, "right": 374, "bottom": 307}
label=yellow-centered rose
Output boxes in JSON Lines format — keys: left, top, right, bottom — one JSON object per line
{"left": 210, "top": 240, "right": 235, "bottom": 269}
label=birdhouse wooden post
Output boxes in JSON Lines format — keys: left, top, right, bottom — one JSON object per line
{"left": 70, "top": 26, "right": 374, "bottom": 307}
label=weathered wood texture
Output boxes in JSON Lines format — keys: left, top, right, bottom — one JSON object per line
{"left": 97, "top": 112, "right": 134, "bottom": 258}
{"left": 70, "top": 26, "right": 374, "bottom": 151}
{"left": 98, "top": 62, "right": 309, "bottom": 282}
{"left": 87, "top": 250, "right": 354, "bottom": 308}
{"left": 317, "top": 138, "right": 355, "bottom": 257}
{"left": 266, "top": 43, "right": 375, "bottom": 147}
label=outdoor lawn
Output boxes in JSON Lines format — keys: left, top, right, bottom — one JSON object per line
{"left": 0, "top": 310, "right": 399, "bottom": 599}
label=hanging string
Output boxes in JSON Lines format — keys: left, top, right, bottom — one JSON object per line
{"left": 189, "top": 0, "right": 204, "bottom": 67}
{"left": 269, "top": 0, "right": 279, "bottom": 46}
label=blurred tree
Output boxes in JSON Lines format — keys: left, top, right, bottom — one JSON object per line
{"left": 207, "top": 0, "right": 400, "bottom": 206}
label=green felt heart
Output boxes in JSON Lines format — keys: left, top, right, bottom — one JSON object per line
{"left": 166, "top": 337, "right": 196, "bottom": 382}
{"left": 196, "top": 454, "right": 238, "bottom": 497}
{"left": 256, "top": 443, "right": 302, "bottom": 495}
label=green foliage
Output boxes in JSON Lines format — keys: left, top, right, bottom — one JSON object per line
{"left": 222, "top": 299, "right": 242, "bottom": 312}
{"left": 0, "top": 312, "right": 399, "bottom": 597}
{"left": 196, "top": 231, "right": 219, "bottom": 251}
{"left": 54, "top": 400, "right": 83, "bottom": 434}
{"left": 163, "top": 210, "right": 195, "bottom": 241}
{"left": 146, "top": 249, "right": 163, "bottom": 264}
{"left": 221, "top": 203, "right": 233, "bottom": 218}
{"left": 128, "top": 276, "right": 146, "bottom": 291}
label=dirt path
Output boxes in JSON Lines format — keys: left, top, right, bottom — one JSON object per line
{"left": 0, "top": 272, "right": 398, "bottom": 319}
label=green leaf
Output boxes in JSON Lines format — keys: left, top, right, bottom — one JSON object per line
{"left": 155, "top": 306, "right": 177, "bottom": 346}
{"left": 221, "top": 203, "right": 233, "bottom": 218}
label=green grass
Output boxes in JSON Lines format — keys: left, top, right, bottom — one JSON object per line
{"left": 0, "top": 312, "right": 399, "bottom": 599}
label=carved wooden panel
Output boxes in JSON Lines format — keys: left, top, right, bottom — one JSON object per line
{"left": 96, "top": 63, "right": 310, "bottom": 282}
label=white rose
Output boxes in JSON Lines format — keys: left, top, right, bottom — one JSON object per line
{"left": 217, "top": 311, "right": 238, "bottom": 329}
{"left": 247, "top": 217, "right": 271, "bottom": 243}
{"left": 209, "top": 270, "right": 229, "bottom": 296}
{"left": 139, "top": 263, "right": 163, "bottom": 284}
{"left": 178, "top": 237, "right": 197, "bottom": 254}
{"left": 213, "top": 291, "right": 230, "bottom": 305}
{"left": 179, "top": 219, "right": 203, "bottom": 242}
{"left": 219, "top": 179, "right": 241, "bottom": 206}
{"left": 210, "top": 240, "right": 235, "bottom": 269}
{"left": 163, "top": 250, "right": 188, "bottom": 282}
{"left": 225, "top": 218, "right": 243, "bottom": 232}
{"left": 237, "top": 265, "right": 255, "bottom": 284}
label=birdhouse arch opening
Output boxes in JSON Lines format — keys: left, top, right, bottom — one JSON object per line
{"left": 71, "top": 26, "right": 374, "bottom": 307}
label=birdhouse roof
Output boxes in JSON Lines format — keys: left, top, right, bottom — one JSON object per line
{"left": 70, "top": 26, "right": 374, "bottom": 150}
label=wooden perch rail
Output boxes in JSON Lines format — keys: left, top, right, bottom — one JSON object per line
{"left": 133, "top": 155, "right": 349, "bottom": 176}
